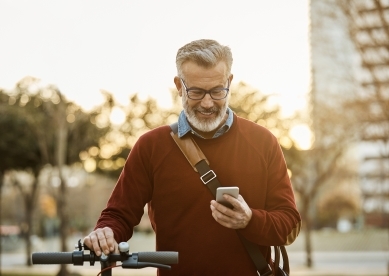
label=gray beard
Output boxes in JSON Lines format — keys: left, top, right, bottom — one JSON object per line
{"left": 182, "top": 96, "right": 228, "bottom": 132}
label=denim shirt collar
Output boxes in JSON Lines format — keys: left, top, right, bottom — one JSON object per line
{"left": 177, "top": 107, "right": 234, "bottom": 139}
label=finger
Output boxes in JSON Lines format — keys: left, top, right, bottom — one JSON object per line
{"left": 83, "top": 235, "right": 92, "bottom": 249}
{"left": 96, "top": 229, "right": 110, "bottom": 255}
{"left": 211, "top": 200, "right": 250, "bottom": 229}
{"left": 108, "top": 239, "right": 119, "bottom": 266}
{"left": 210, "top": 204, "right": 234, "bottom": 227}
{"left": 112, "top": 240, "right": 119, "bottom": 254}
{"left": 211, "top": 200, "right": 234, "bottom": 216}
{"left": 88, "top": 230, "right": 103, "bottom": 256}
{"left": 101, "top": 227, "right": 113, "bottom": 251}
{"left": 223, "top": 194, "right": 242, "bottom": 210}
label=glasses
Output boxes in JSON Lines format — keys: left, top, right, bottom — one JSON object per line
{"left": 180, "top": 78, "right": 230, "bottom": 100}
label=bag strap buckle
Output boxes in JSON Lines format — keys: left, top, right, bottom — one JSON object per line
{"left": 200, "top": 170, "right": 216, "bottom": 185}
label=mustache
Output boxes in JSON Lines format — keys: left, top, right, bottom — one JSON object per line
{"left": 195, "top": 107, "right": 219, "bottom": 113}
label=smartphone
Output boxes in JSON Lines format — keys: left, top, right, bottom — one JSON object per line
{"left": 216, "top": 186, "right": 239, "bottom": 209}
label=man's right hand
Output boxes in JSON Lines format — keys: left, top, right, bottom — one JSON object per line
{"left": 83, "top": 227, "right": 118, "bottom": 256}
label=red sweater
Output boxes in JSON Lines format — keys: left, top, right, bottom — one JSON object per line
{"left": 95, "top": 114, "right": 301, "bottom": 275}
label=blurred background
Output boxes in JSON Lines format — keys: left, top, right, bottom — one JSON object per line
{"left": 0, "top": 0, "right": 388, "bottom": 275}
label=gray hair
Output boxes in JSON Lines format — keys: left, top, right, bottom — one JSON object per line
{"left": 176, "top": 39, "right": 233, "bottom": 79}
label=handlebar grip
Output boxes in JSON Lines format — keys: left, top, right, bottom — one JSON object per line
{"left": 32, "top": 252, "right": 73, "bottom": 264}
{"left": 138, "top": 251, "right": 178, "bottom": 265}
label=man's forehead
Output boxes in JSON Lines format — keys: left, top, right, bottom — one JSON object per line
{"left": 181, "top": 61, "right": 228, "bottom": 77}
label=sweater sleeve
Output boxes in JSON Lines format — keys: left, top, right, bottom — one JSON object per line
{"left": 238, "top": 135, "right": 301, "bottom": 246}
{"left": 94, "top": 135, "right": 153, "bottom": 243}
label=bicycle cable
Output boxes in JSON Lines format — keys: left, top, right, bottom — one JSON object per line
{"left": 96, "top": 264, "right": 122, "bottom": 276}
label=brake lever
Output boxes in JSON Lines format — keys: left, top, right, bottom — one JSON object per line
{"left": 121, "top": 254, "right": 171, "bottom": 269}
{"left": 132, "top": 262, "right": 171, "bottom": 270}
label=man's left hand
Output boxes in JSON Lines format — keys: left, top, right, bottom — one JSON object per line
{"left": 210, "top": 194, "right": 252, "bottom": 229}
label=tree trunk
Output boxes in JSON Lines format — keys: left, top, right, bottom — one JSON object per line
{"left": 302, "top": 197, "right": 313, "bottom": 268}
{"left": 23, "top": 176, "right": 39, "bottom": 266}
{"left": 56, "top": 175, "right": 69, "bottom": 276}
{"left": 56, "top": 99, "right": 70, "bottom": 276}
{"left": 25, "top": 203, "right": 33, "bottom": 266}
{"left": 13, "top": 173, "right": 40, "bottom": 267}
{"left": 303, "top": 216, "right": 313, "bottom": 267}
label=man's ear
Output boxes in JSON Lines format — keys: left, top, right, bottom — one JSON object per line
{"left": 229, "top": 74, "right": 234, "bottom": 83}
{"left": 174, "top": 76, "right": 183, "bottom": 97}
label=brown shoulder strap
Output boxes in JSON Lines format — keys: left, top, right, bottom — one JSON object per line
{"left": 170, "top": 127, "right": 220, "bottom": 195}
{"left": 170, "top": 131, "right": 208, "bottom": 172}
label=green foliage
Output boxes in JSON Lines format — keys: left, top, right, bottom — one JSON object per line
{"left": 0, "top": 98, "right": 40, "bottom": 173}
{"left": 66, "top": 104, "right": 110, "bottom": 164}
{"left": 0, "top": 77, "right": 110, "bottom": 173}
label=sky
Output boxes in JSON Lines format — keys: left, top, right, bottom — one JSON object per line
{"left": 0, "top": 0, "right": 310, "bottom": 115}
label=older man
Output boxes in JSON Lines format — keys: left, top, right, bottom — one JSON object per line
{"left": 84, "top": 39, "right": 301, "bottom": 275}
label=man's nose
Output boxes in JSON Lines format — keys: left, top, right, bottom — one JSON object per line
{"left": 200, "top": 93, "right": 214, "bottom": 108}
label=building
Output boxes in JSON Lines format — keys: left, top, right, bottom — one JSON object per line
{"left": 309, "top": 0, "right": 389, "bottom": 227}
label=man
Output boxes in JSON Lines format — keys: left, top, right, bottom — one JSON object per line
{"left": 84, "top": 39, "right": 301, "bottom": 275}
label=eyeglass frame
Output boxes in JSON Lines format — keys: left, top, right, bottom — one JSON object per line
{"left": 180, "top": 78, "right": 230, "bottom": 100}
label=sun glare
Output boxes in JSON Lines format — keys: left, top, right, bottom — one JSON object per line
{"left": 289, "top": 124, "right": 312, "bottom": 150}
{"left": 110, "top": 106, "right": 126, "bottom": 125}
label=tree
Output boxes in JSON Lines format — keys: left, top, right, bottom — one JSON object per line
{"left": 0, "top": 80, "right": 47, "bottom": 268}
{"left": 286, "top": 99, "right": 362, "bottom": 267}
{"left": 0, "top": 76, "right": 109, "bottom": 275}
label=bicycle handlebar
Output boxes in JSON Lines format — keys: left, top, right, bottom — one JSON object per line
{"left": 136, "top": 252, "right": 179, "bottom": 265}
{"left": 31, "top": 251, "right": 179, "bottom": 265}
{"left": 31, "top": 240, "right": 179, "bottom": 273}
{"left": 32, "top": 252, "right": 73, "bottom": 264}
